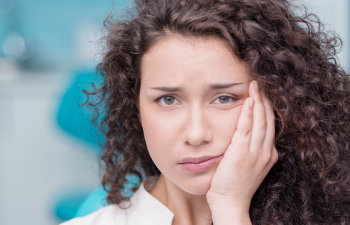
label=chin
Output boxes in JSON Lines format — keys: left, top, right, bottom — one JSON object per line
{"left": 175, "top": 172, "right": 213, "bottom": 196}
{"left": 183, "top": 185, "right": 210, "bottom": 196}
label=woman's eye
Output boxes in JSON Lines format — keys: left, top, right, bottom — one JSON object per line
{"left": 214, "top": 95, "right": 237, "bottom": 104}
{"left": 156, "top": 95, "right": 237, "bottom": 106}
{"left": 158, "top": 96, "right": 178, "bottom": 105}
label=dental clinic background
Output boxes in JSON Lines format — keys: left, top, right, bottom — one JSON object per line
{"left": 0, "top": 0, "right": 349, "bottom": 224}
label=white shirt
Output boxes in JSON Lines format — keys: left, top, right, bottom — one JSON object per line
{"left": 60, "top": 177, "right": 174, "bottom": 225}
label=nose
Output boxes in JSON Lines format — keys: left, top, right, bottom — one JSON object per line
{"left": 183, "top": 104, "right": 212, "bottom": 147}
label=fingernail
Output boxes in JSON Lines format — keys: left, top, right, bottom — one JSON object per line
{"left": 253, "top": 80, "right": 259, "bottom": 91}
{"left": 249, "top": 98, "right": 254, "bottom": 108}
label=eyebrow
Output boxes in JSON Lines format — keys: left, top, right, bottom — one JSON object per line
{"left": 150, "top": 82, "right": 244, "bottom": 92}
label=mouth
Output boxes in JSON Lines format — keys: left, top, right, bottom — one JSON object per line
{"left": 178, "top": 154, "right": 224, "bottom": 172}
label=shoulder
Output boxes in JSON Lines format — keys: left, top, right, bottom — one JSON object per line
{"left": 60, "top": 204, "right": 126, "bottom": 225}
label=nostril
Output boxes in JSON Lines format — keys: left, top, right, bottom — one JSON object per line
{"left": 183, "top": 125, "right": 212, "bottom": 147}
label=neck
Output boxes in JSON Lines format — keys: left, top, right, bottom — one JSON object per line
{"left": 149, "top": 175, "right": 212, "bottom": 225}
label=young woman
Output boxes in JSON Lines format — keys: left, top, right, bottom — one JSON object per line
{"left": 62, "top": 0, "right": 350, "bottom": 224}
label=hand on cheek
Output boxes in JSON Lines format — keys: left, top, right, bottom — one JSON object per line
{"left": 206, "top": 80, "right": 278, "bottom": 223}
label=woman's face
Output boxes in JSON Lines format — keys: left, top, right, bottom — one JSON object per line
{"left": 139, "top": 35, "right": 252, "bottom": 195}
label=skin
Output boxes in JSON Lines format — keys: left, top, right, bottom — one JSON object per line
{"left": 138, "top": 35, "right": 278, "bottom": 225}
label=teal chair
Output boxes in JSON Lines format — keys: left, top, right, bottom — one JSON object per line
{"left": 54, "top": 68, "right": 104, "bottom": 221}
{"left": 74, "top": 187, "right": 108, "bottom": 217}
{"left": 74, "top": 175, "right": 141, "bottom": 217}
{"left": 54, "top": 68, "right": 141, "bottom": 221}
{"left": 56, "top": 68, "right": 104, "bottom": 152}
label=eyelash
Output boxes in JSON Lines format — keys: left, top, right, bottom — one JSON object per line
{"left": 155, "top": 95, "right": 239, "bottom": 106}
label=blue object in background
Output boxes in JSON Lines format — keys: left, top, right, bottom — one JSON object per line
{"left": 54, "top": 68, "right": 142, "bottom": 221}
{"left": 75, "top": 187, "right": 108, "bottom": 218}
{"left": 54, "top": 68, "right": 105, "bottom": 221}
{"left": 54, "top": 190, "right": 94, "bottom": 221}
{"left": 56, "top": 68, "right": 105, "bottom": 152}
{"left": 0, "top": 0, "right": 133, "bottom": 68}
{"left": 75, "top": 175, "right": 142, "bottom": 218}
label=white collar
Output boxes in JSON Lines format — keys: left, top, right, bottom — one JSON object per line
{"left": 120, "top": 176, "right": 174, "bottom": 224}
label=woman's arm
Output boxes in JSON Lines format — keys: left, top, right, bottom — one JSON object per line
{"left": 206, "top": 80, "right": 278, "bottom": 225}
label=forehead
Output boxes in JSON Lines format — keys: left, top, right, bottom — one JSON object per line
{"left": 140, "top": 35, "right": 251, "bottom": 86}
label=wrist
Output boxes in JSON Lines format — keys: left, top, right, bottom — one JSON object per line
{"left": 207, "top": 193, "right": 252, "bottom": 225}
{"left": 206, "top": 191, "right": 251, "bottom": 213}
{"left": 210, "top": 207, "right": 252, "bottom": 225}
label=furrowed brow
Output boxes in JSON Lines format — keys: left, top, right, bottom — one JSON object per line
{"left": 209, "top": 82, "right": 243, "bottom": 89}
{"left": 150, "top": 82, "right": 243, "bottom": 92}
{"left": 150, "top": 87, "right": 183, "bottom": 92}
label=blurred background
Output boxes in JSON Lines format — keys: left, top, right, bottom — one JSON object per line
{"left": 0, "top": 0, "right": 349, "bottom": 225}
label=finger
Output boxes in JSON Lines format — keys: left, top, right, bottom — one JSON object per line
{"left": 231, "top": 96, "right": 254, "bottom": 153}
{"left": 271, "top": 147, "right": 279, "bottom": 164}
{"left": 262, "top": 147, "right": 279, "bottom": 174}
{"left": 261, "top": 92, "right": 276, "bottom": 151}
{"left": 249, "top": 81, "right": 267, "bottom": 153}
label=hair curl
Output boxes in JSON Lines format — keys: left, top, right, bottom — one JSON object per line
{"left": 91, "top": 0, "right": 350, "bottom": 224}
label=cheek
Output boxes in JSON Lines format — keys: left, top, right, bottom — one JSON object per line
{"left": 211, "top": 105, "right": 242, "bottom": 146}
{"left": 139, "top": 108, "right": 180, "bottom": 158}
{"left": 141, "top": 105, "right": 243, "bottom": 143}
{"left": 140, "top": 103, "right": 243, "bottom": 160}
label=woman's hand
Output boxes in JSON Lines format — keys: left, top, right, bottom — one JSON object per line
{"left": 206, "top": 80, "right": 278, "bottom": 224}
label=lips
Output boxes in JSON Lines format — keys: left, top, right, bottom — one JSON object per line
{"left": 178, "top": 154, "right": 223, "bottom": 172}
{"left": 179, "top": 154, "right": 223, "bottom": 164}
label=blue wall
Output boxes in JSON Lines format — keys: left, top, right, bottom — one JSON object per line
{"left": 0, "top": 0, "right": 132, "bottom": 68}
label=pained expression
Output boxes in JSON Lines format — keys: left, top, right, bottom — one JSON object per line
{"left": 138, "top": 35, "right": 252, "bottom": 195}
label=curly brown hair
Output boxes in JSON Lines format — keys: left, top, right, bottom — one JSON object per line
{"left": 91, "top": 0, "right": 350, "bottom": 224}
